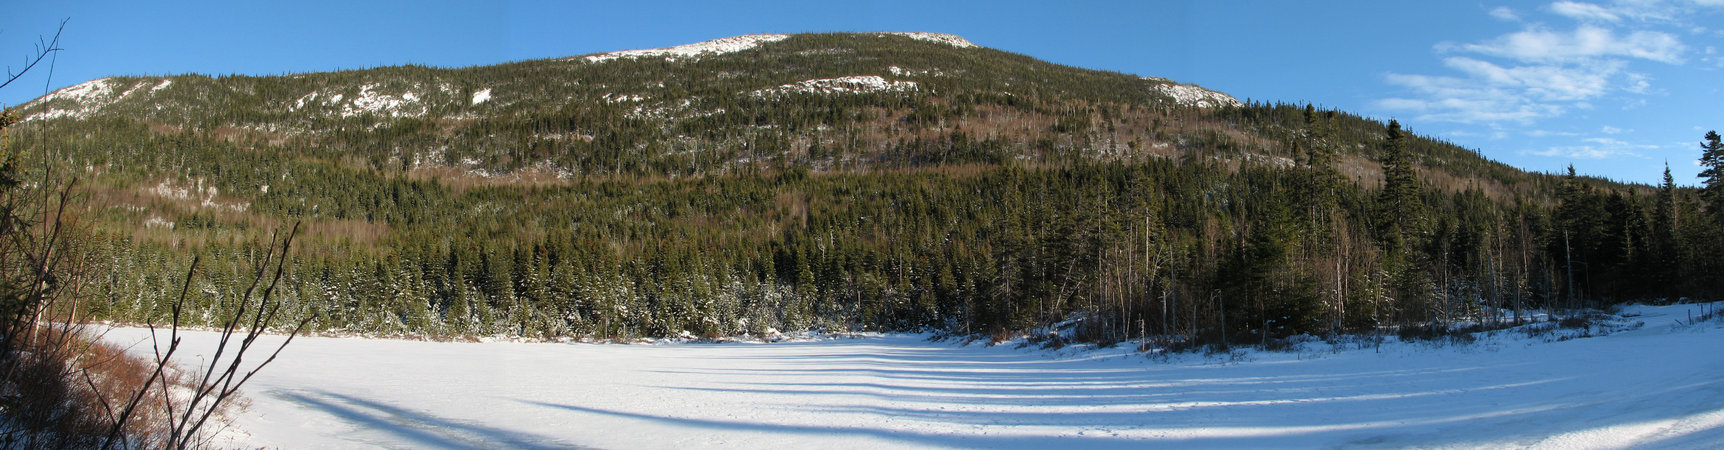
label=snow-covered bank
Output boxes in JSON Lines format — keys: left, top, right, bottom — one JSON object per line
{"left": 100, "top": 304, "right": 1724, "bottom": 448}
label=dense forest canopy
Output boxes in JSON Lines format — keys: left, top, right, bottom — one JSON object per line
{"left": 5, "top": 32, "right": 1719, "bottom": 345}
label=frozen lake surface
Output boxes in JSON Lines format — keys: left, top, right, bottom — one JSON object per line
{"left": 102, "top": 304, "right": 1724, "bottom": 449}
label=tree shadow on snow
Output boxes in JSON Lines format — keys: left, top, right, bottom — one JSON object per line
{"left": 516, "top": 399, "right": 1144, "bottom": 448}
{"left": 277, "top": 390, "right": 580, "bottom": 449}
{"left": 592, "top": 340, "right": 1724, "bottom": 447}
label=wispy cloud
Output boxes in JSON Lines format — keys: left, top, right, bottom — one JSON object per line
{"left": 1378, "top": 1, "right": 1709, "bottom": 127}
{"left": 1550, "top": 0, "right": 1724, "bottom": 24}
{"left": 1550, "top": 1, "right": 1623, "bottom": 22}
{"left": 1528, "top": 136, "right": 1658, "bottom": 158}
{"left": 1704, "top": 45, "right": 1724, "bottom": 67}
{"left": 1375, "top": 74, "right": 1565, "bottom": 124}
{"left": 1529, "top": 147, "right": 1636, "bottom": 159}
{"left": 1490, "top": 6, "right": 1522, "bottom": 21}
{"left": 1440, "top": 25, "right": 1684, "bottom": 64}
{"left": 1376, "top": 56, "right": 1627, "bottom": 124}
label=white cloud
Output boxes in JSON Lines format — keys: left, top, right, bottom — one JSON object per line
{"left": 1446, "top": 57, "right": 1622, "bottom": 100}
{"left": 1375, "top": 73, "right": 1567, "bottom": 124}
{"left": 1529, "top": 144, "right": 1648, "bottom": 159}
{"left": 1527, "top": 134, "right": 1659, "bottom": 159}
{"left": 1551, "top": 1, "right": 1624, "bottom": 21}
{"left": 1379, "top": 56, "right": 1629, "bottom": 124}
{"left": 1601, "top": 125, "right": 1627, "bottom": 133}
{"left": 1446, "top": 25, "right": 1685, "bottom": 64}
{"left": 1583, "top": 137, "right": 1629, "bottom": 145}
{"left": 1705, "top": 45, "right": 1724, "bottom": 67}
{"left": 1547, "top": 0, "right": 1724, "bottom": 26}
{"left": 1378, "top": 2, "right": 1709, "bottom": 128}
{"left": 1622, "top": 72, "right": 1654, "bottom": 93}
{"left": 1490, "top": 6, "right": 1522, "bottom": 21}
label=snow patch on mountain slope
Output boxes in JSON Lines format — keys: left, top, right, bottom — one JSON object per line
{"left": 292, "top": 84, "right": 433, "bottom": 118}
{"left": 36, "top": 78, "right": 116, "bottom": 105}
{"left": 879, "top": 32, "right": 977, "bottom": 48}
{"left": 470, "top": 88, "right": 492, "bottom": 105}
{"left": 602, "top": 93, "right": 645, "bottom": 104}
{"left": 291, "top": 92, "right": 329, "bottom": 111}
{"left": 1148, "top": 79, "right": 1242, "bottom": 108}
{"left": 24, "top": 109, "right": 80, "bottom": 122}
{"left": 753, "top": 75, "right": 918, "bottom": 97}
{"left": 341, "top": 84, "right": 424, "bottom": 118}
{"left": 583, "top": 34, "right": 791, "bottom": 63}
{"left": 626, "top": 98, "right": 726, "bottom": 121}
{"left": 142, "top": 215, "right": 174, "bottom": 230}
{"left": 888, "top": 66, "right": 946, "bottom": 77}
{"left": 23, "top": 78, "right": 147, "bottom": 121}
{"left": 147, "top": 178, "right": 249, "bottom": 213}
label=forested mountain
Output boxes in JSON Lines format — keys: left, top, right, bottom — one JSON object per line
{"left": 4, "top": 32, "right": 1718, "bottom": 345}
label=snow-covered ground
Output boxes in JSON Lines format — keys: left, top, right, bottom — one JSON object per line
{"left": 879, "top": 32, "right": 978, "bottom": 48}
{"left": 1150, "top": 81, "right": 1243, "bottom": 109}
{"left": 753, "top": 75, "right": 919, "bottom": 97}
{"left": 100, "top": 304, "right": 1724, "bottom": 449}
{"left": 582, "top": 34, "right": 791, "bottom": 63}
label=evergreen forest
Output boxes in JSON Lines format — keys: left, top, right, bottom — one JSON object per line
{"left": 6, "top": 32, "right": 1721, "bottom": 347}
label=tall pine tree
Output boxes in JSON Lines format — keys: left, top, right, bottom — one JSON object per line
{"left": 1375, "top": 120, "right": 1433, "bottom": 323}
{"left": 1699, "top": 131, "right": 1724, "bottom": 235}
{"left": 1377, "top": 120, "right": 1421, "bottom": 253}
{"left": 1650, "top": 163, "right": 1679, "bottom": 290}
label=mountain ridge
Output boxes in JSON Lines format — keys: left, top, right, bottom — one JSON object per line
{"left": 4, "top": 31, "right": 1706, "bottom": 342}
{"left": 15, "top": 32, "right": 1239, "bottom": 122}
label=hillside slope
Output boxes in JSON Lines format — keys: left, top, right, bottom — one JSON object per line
{"left": 13, "top": 32, "right": 1522, "bottom": 185}
{"left": 3, "top": 32, "right": 1715, "bottom": 341}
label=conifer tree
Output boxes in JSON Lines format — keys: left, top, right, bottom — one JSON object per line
{"left": 1377, "top": 120, "right": 1421, "bottom": 253}
{"left": 1651, "top": 163, "right": 1678, "bottom": 288}
{"left": 1699, "top": 131, "right": 1724, "bottom": 234}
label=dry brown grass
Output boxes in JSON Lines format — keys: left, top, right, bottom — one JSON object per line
{"left": 71, "top": 328, "right": 201, "bottom": 446}
{"left": 2, "top": 325, "right": 212, "bottom": 448}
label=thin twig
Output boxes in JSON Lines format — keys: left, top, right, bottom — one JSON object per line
{"left": 0, "top": 19, "right": 65, "bottom": 92}
{"left": 101, "top": 256, "right": 195, "bottom": 449}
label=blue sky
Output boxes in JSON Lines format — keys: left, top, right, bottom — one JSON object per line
{"left": 2, "top": 1, "right": 1721, "bottom": 185}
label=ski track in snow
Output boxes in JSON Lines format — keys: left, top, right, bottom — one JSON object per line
{"left": 100, "top": 304, "right": 1724, "bottom": 449}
